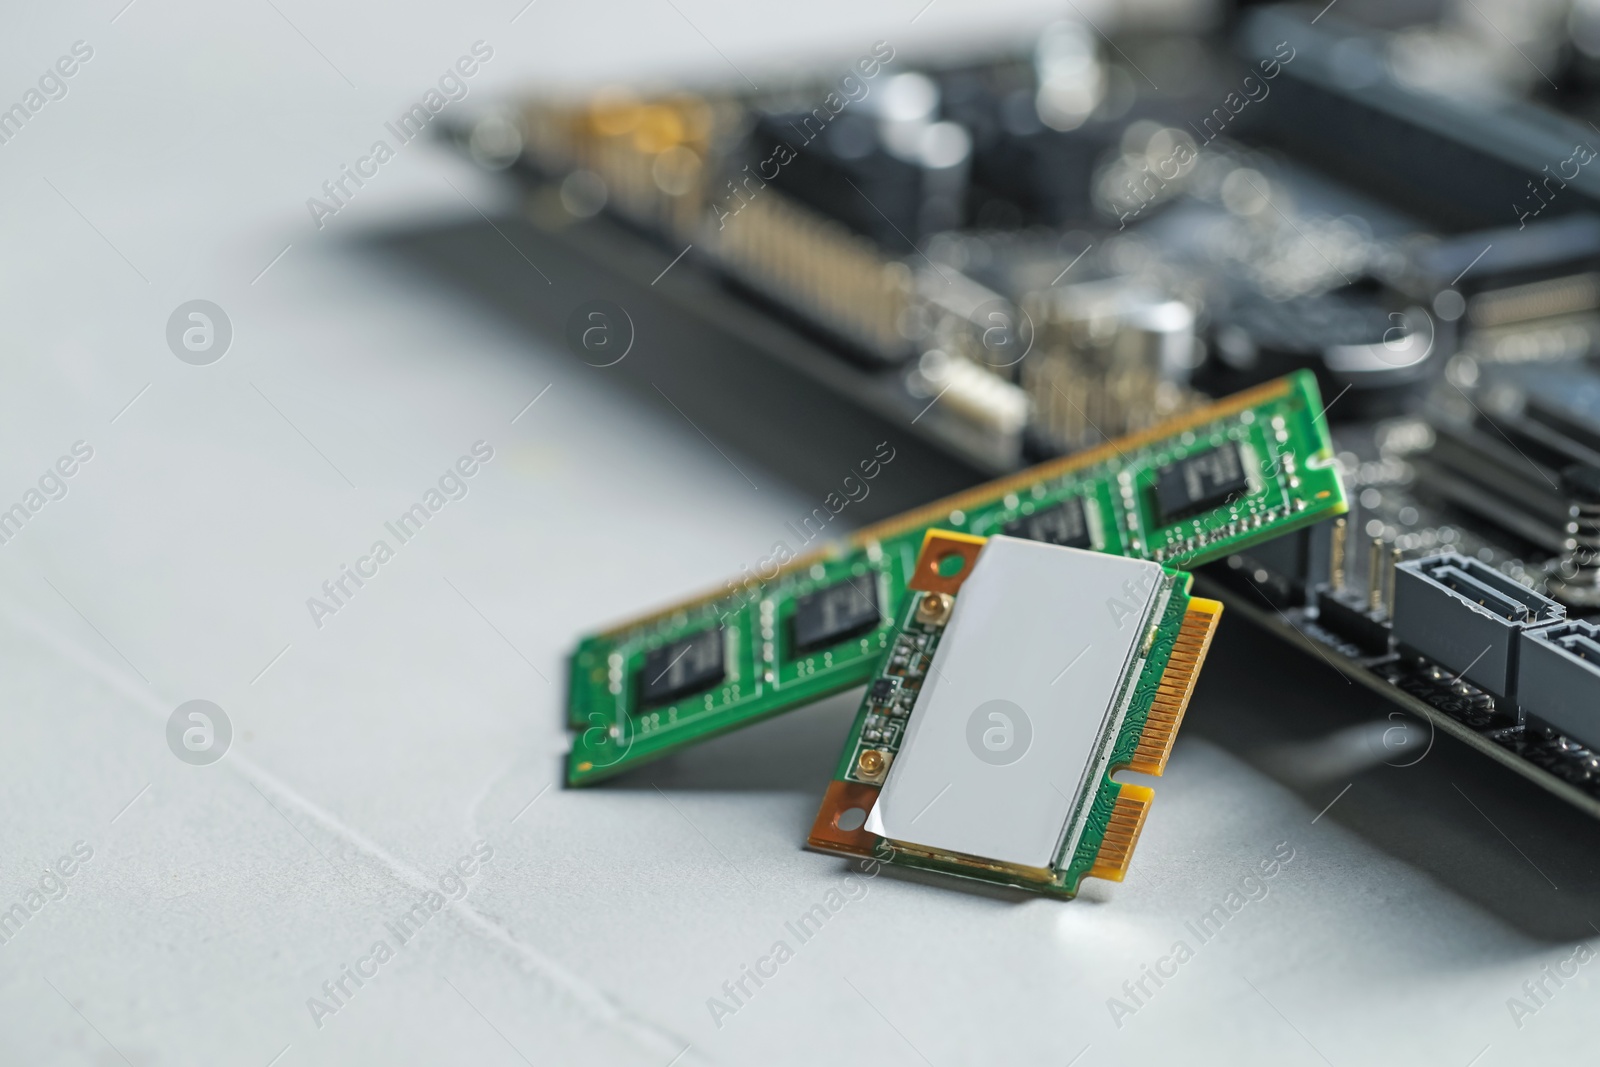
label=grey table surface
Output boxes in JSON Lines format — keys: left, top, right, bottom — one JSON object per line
{"left": 5, "top": 2, "right": 1600, "bottom": 1064}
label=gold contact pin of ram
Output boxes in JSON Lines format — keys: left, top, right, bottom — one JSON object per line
{"left": 1088, "top": 783, "right": 1155, "bottom": 883}
{"left": 1126, "top": 597, "right": 1222, "bottom": 777}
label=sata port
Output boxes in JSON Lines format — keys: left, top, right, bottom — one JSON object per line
{"left": 1391, "top": 552, "right": 1564, "bottom": 704}
{"left": 1519, "top": 620, "right": 1600, "bottom": 750}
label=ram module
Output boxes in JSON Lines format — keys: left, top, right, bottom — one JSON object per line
{"left": 565, "top": 371, "right": 1345, "bottom": 785}
{"left": 808, "top": 530, "right": 1221, "bottom": 897}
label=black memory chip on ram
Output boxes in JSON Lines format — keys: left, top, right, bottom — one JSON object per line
{"left": 1003, "top": 496, "right": 1092, "bottom": 549}
{"left": 792, "top": 577, "right": 881, "bottom": 653}
{"left": 638, "top": 628, "right": 725, "bottom": 707}
{"left": 1154, "top": 444, "right": 1250, "bottom": 524}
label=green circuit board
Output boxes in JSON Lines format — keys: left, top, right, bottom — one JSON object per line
{"left": 565, "top": 371, "right": 1345, "bottom": 785}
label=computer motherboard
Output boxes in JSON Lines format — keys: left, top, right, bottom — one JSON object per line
{"left": 450, "top": 3, "right": 1600, "bottom": 816}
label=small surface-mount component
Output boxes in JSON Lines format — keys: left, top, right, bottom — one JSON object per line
{"left": 869, "top": 677, "right": 898, "bottom": 704}
{"left": 1003, "top": 495, "right": 1092, "bottom": 549}
{"left": 808, "top": 529, "right": 1222, "bottom": 897}
{"left": 638, "top": 628, "right": 725, "bottom": 707}
{"left": 792, "top": 576, "right": 882, "bottom": 653}
{"left": 1519, "top": 620, "right": 1600, "bottom": 749}
{"left": 1154, "top": 444, "right": 1251, "bottom": 525}
{"left": 1392, "top": 553, "right": 1564, "bottom": 703}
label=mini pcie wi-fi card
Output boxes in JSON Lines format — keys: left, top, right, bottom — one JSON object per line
{"left": 807, "top": 529, "right": 1220, "bottom": 897}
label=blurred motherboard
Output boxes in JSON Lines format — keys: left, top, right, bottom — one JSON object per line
{"left": 451, "top": 1, "right": 1600, "bottom": 815}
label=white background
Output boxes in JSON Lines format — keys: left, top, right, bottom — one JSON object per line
{"left": 2, "top": 1, "right": 1598, "bottom": 1064}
